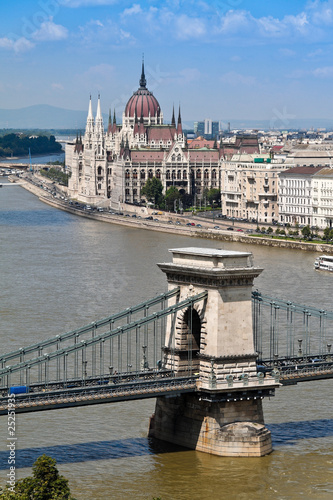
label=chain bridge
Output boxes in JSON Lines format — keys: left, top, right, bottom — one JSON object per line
{"left": 1, "top": 247, "right": 332, "bottom": 456}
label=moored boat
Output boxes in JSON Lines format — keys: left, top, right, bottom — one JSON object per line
{"left": 314, "top": 255, "right": 333, "bottom": 272}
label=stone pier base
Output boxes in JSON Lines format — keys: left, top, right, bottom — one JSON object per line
{"left": 148, "top": 393, "right": 272, "bottom": 457}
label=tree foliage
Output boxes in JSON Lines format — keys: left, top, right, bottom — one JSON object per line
{"left": 164, "top": 186, "right": 181, "bottom": 210}
{"left": 40, "top": 167, "right": 70, "bottom": 186}
{"left": 0, "top": 134, "right": 62, "bottom": 157}
{"left": 0, "top": 455, "right": 75, "bottom": 499}
{"left": 140, "top": 177, "right": 163, "bottom": 205}
{"left": 301, "top": 225, "right": 311, "bottom": 239}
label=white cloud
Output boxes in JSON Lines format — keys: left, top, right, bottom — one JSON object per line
{"left": 220, "top": 71, "right": 256, "bottom": 86}
{"left": 122, "top": 4, "right": 142, "bottom": 17}
{"left": 219, "top": 10, "right": 251, "bottom": 34}
{"left": 0, "top": 36, "right": 34, "bottom": 53}
{"left": 175, "top": 15, "right": 206, "bottom": 39}
{"left": 307, "top": 0, "right": 333, "bottom": 25}
{"left": 313, "top": 65, "right": 333, "bottom": 77}
{"left": 77, "top": 18, "right": 136, "bottom": 47}
{"left": 32, "top": 20, "right": 68, "bottom": 41}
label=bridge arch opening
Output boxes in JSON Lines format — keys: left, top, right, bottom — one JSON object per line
{"left": 182, "top": 307, "right": 201, "bottom": 355}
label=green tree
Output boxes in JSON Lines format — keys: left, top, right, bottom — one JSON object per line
{"left": 301, "top": 225, "right": 311, "bottom": 240}
{"left": 141, "top": 177, "right": 163, "bottom": 206}
{"left": 0, "top": 455, "right": 75, "bottom": 499}
{"left": 206, "top": 188, "right": 221, "bottom": 205}
{"left": 323, "top": 227, "right": 333, "bottom": 242}
{"left": 165, "top": 186, "right": 180, "bottom": 211}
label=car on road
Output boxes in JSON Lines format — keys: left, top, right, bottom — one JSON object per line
{"left": 196, "top": 224, "right": 202, "bottom": 228}
{"left": 227, "top": 227, "right": 234, "bottom": 231}
{"left": 213, "top": 226, "right": 220, "bottom": 229}
{"left": 236, "top": 228, "right": 243, "bottom": 232}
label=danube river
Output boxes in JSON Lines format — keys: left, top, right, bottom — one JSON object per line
{"left": 0, "top": 180, "right": 332, "bottom": 499}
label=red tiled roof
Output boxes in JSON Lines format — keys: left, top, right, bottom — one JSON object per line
{"left": 189, "top": 150, "right": 219, "bottom": 161}
{"left": 131, "top": 150, "right": 165, "bottom": 161}
{"left": 188, "top": 138, "right": 216, "bottom": 149}
{"left": 147, "top": 126, "right": 176, "bottom": 142}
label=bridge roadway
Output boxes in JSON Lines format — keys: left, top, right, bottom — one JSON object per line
{"left": 1, "top": 361, "right": 332, "bottom": 415}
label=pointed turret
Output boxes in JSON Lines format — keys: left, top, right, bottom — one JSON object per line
{"left": 107, "top": 108, "right": 112, "bottom": 134}
{"left": 88, "top": 94, "right": 93, "bottom": 120}
{"left": 177, "top": 105, "right": 182, "bottom": 135}
{"left": 139, "top": 55, "right": 147, "bottom": 89}
{"left": 171, "top": 105, "right": 176, "bottom": 127}
{"left": 95, "top": 94, "right": 104, "bottom": 136}
{"left": 84, "top": 95, "right": 94, "bottom": 140}
{"left": 112, "top": 108, "right": 117, "bottom": 133}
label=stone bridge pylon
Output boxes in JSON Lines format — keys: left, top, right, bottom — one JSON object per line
{"left": 148, "top": 247, "right": 280, "bottom": 457}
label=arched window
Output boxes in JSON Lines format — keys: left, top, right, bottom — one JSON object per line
{"left": 98, "top": 166, "right": 103, "bottom": 176}
{"left": 196, "top": 170, "right": 201, "bottom": 179}
{"left": 125, "top": 169, "right": 130, "bottom": 179}
{"left": 133, "top": 170, "right": 138, "bottom": 179}
{"left": 172, "top": 170, "right": 176, "bottom": 180}
{"left": 177, "top": 170, "right": 182, "bottom": 180}
{"left": 140, "top": 170, "right": 145, "bottom": 180}
{"left": 177, "top": 154, "right": 181, "bottom": 161}
{"left": 166, "top": 170, "right": 170, "bottom": 180}
{"left": 204, "top": 169, "right": 209, "bottom": 179}
{"left": 212, "top": 169, "right": 216, "bottom": 180}
{"left": 183, "top": 170, "right": 187, "bottom": 180}
{"left": 148, "top": 169, "right": 153, "bottom": 179}
{"left": 156, "top": 169, "right": 161, "bottom": 179}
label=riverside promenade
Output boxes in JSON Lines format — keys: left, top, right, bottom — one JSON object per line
{"left": 10, "top": 174, "right": 333, "bottom": 255}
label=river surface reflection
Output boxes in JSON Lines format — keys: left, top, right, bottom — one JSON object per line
{"left": 0, "top": 181, "right": 332, "bottom": 499}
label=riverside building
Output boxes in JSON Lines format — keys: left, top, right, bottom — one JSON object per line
{"left": 66, "top": 62, "right": 293, "bottom": 217}
{"left": 278, "top": 166, "right": 333, "bottom": 229}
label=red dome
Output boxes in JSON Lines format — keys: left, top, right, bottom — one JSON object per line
{"left": 124, "top": 61, "right": 161, "bottom": 119}
{"left": 125, "top": 88, "right": 160, "bottom": 118}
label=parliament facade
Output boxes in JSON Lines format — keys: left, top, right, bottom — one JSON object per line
{"left": 66, "top": 62, "right": 291, "bottom": 223}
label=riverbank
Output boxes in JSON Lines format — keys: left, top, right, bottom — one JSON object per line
{"left": 11, "top": 175, "right": 333, "bottom": 254}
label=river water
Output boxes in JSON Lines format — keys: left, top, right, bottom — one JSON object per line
{"left": 0, "top": 180, "right": 332, "bottom": 499}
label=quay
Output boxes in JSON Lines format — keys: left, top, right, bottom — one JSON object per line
{"left": 7, "top": 174, "right": 333, "bottom": 254}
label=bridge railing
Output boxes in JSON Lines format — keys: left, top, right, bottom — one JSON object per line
{"left": 0, "top": 288, "right": 181, "bottom": 369}
{"left": 252, "top": 291, "right": 333, "bottom": 365}
{"left": 0, "top": 290, "right": 207, "bottom": 393}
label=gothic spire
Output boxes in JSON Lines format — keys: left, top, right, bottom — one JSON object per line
{"left": 96, "top": 93, "right": 102, "bottom": 120}
{"left": 87, "top": 95, "right": 93, "bottom": 120}
{"left": 177, "top": 105, "right": 182, "bottom": 135}
{"left": 171, "top": 105, "right": 175, "bottom": 127}
{"left": 139, "top": 54, "right": 147, "bottom": 89}
{"left": 107, "top": 108, "right": 112, "bottom": 134}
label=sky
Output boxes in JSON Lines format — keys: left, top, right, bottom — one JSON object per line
{"left": 1, "top": 0, "right": 333, "bottom": 127}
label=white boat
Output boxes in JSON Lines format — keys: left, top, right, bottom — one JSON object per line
{"left": 314, "top": 255, "right": 333, "bottom": 272}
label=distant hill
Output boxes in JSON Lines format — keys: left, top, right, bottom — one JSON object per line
{"left": 1, "top": 104, "right": 333, "bottom": 131}
{"left": 0, "top": 104, "right": 108, "bottom": 130}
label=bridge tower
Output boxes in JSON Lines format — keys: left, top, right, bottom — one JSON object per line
{"left": 149, "top": 247, "right": 279, "bottom": 457}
